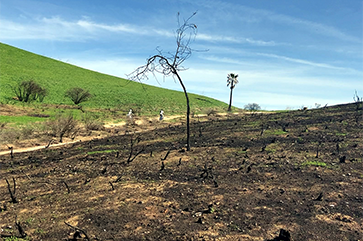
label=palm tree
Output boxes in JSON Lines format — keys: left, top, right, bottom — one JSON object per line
{"left": 227, "top": 73, "right": 239, "bottom": 112}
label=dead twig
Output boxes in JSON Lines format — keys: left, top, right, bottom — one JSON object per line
{"left": 109, "top": 181, "right": 115, "bottom": 190}
{"left": 177, "top": 158, "right": 182, "bottom": 166}
{"left": 63, "top": 181, "right": 70, "bottom": 193}
{"left": 45, "top": 139, "right": 54, "bottom": 148}
{"left": 6, "top": 145, "right": 14, "bottom": 158}
{"left": 160, "top": 161, "right": 165, "bottom": 171}
{"left": 5, "top": 178, "right": 18, "bottom": 203}
{"left": 161, "top": 150, "right": 170, "bottom": 161}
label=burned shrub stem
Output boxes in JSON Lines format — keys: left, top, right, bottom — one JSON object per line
{"left": 5, "top": 177, "right": 18, "bottom": 203}
{"left": 63, "top": 181, "right": 70, "bottom": 193}
{"left": 161, "top": 150, "right": 171, "bottom": 161}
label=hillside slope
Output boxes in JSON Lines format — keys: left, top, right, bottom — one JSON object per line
{"left": 0, "top": 43, "right": 232, "bottom": 115}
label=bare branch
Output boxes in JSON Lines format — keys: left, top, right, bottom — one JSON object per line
{"left": 127, "top": 12, "right": 201, "bottom": 151}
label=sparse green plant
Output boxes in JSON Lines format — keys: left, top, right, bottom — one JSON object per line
{"left": 4, "top": 236, "right": 19, "bottom": 241}
{"left": 302, "top": 161, "right": 327, "bottom": 167}
{"left": 34, "top": 228, "right": 45, "bottom": 235}
{"left": 87, "top": 149, "right": 119, "bottom": 155}
{"left": 297, "top": 137, "right": 304, "bottom": 144}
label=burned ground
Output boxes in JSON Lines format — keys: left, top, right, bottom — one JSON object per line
{"left": 0, "top": 104, "right": 362, "bottom": 240}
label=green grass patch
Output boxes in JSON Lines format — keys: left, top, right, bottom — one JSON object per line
{"left": 87, "top": 149, "right": 119, "bottom": 155}
{"left": 301, "top": 160, "right": 327, "bottom": 167}
{"left": 272, "top": 130, "right": 288, "bottom": 135}
{"left": 0, "top": 115, "right": 47, "bottom": 125}
{"left": 264, "top": 143, "right": 279, "bottom": 153}
{"left": 265, "top": 129, "right": 288, "bottom": 135}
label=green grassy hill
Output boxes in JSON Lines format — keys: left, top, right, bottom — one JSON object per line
{"left": 0, "top": 43, "right": 233, "bottom": 115}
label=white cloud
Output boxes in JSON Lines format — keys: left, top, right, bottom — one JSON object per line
{"left": 256, "top": 53, "right": 358, "bottom": 72}
{"left": 189, "top": 0, "right": 360, "bottom": 43}
{"left": 197, "top": 33, "right": 276, "bottom": 46}
{"left": 0, "top": 15, "right": 279, "bottom": 47}
{"left": 0, "top": 16, "right": 167, "bottom": 41}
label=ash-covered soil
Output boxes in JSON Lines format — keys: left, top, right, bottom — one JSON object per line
{"left": 1, "top": 103, "right": 362, "bottom": 240}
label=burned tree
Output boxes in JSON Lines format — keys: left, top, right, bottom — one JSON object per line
{"left": 129, "top": 12, "right": 200, "bottom": 151}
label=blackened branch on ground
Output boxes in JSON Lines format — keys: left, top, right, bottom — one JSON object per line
{"left": 64, "top": 221, "right": 90, "bottom": 241}
{"left": 200, "top": 163, "right": 214, "bottom": 180}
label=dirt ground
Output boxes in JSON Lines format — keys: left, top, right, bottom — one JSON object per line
{"left": 0, "top": 103, "right": 362, "bottom": 240}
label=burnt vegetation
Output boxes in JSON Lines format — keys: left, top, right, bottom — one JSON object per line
{"left": 12, "top": 79, "right": 47, "bottom": 103}
{"left": 0, "top": 103, "right": 362, "bottom": 240}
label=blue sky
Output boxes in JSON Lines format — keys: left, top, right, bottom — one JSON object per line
{"left": 0, "top": 0, "right": 362, "bottom": 110}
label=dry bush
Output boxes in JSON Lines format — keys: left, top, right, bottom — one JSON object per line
{"left": 0, "top": 128, "right": 22, "bottom": 144}
{"left": 205, "top": 108, "right": 218, "bottom": 116}
{"left": 47, "top": 114, "right": 79, "bottom": 142}
{"left": 19, "top": 124, "right": 36, "bottom": 139}
{"left": 0, "top": 123, "right": 46, "bottom": 146}
{"left": 81, "top": 113, "right": 105, "bottom": 131}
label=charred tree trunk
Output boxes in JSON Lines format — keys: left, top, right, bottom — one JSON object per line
{"left": 228, "top": 87, "right": 233, "bottom": 112}
{"left": 174, "top": 71, "right": 191, "bottom": 151}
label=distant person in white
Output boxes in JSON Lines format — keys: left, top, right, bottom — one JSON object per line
{"left": 159, "top": 109, "right": 164, "bottom": 121}
{"left": 127, "top": 109, "right": 133, "bottom": 119}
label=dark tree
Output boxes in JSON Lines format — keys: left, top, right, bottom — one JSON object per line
{"left": 353, "top": 90, "right": 362, "bottom": 110}
{"left": 12, "top": 80, "right": 47, "bottom": 102}
{"left": 65, "top": 87, "right": 92, "bottom": 105}
{"left": 244, "top": 103, "right": 261, "bottom": 111}
{"left": 129, "top": 12, "right": 199, "bottom": 151}
{"left": 227, "top": 73, "right": 239, "bottom": 112}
